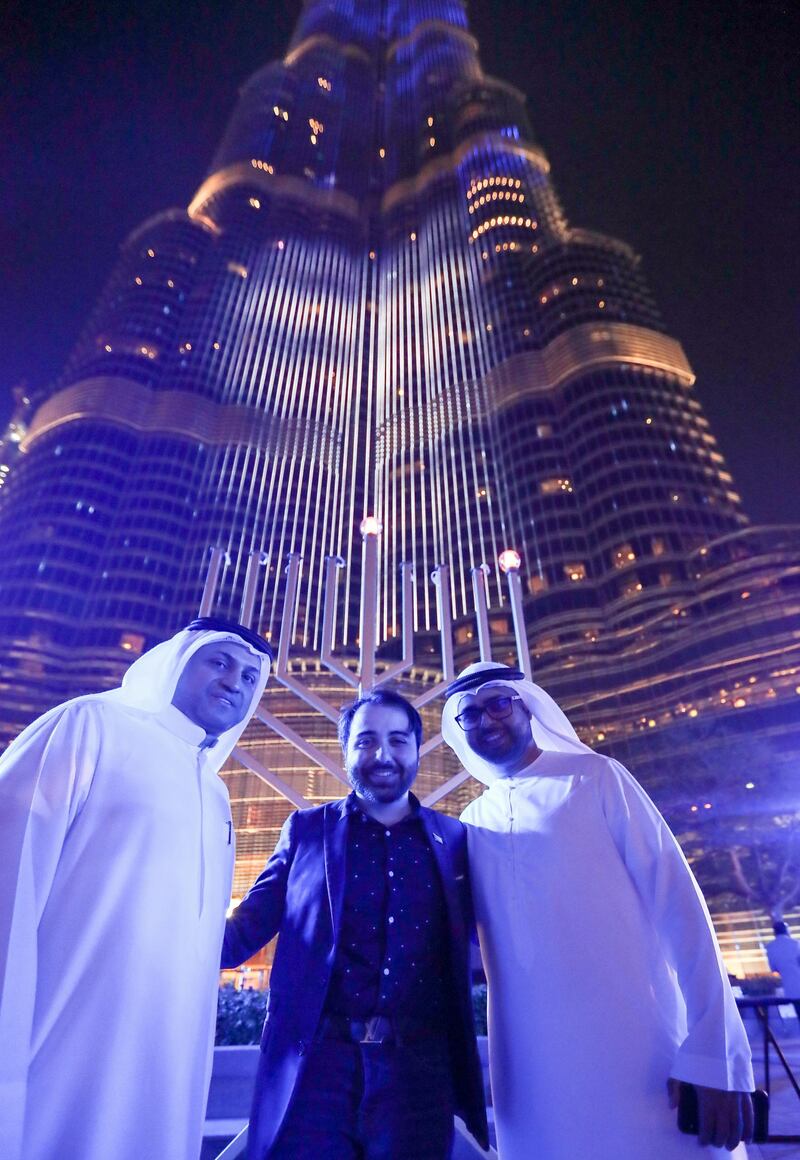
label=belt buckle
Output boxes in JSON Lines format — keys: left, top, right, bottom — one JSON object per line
{"left": 360, "top": 1016, "right": 386, "bottom": 1045}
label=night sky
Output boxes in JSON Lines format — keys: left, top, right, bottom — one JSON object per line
{"left": 3, "top": 0, "right": 797, "bottom": 524}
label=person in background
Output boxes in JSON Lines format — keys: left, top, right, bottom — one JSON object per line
{"left": 767, "top": 921, "right": 800, "bottom": 1020}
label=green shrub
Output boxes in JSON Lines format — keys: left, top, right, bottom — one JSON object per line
{"left": 216, "top": 984, "right": 268, "bottom": 1045}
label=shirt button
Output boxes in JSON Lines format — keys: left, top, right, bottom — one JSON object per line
{"left": 383, "top": 968, "right": 390, "bottom": 975}
{"left": 388, "top": 870, "right": 394, "bottom": 877}
{"left": 385, "top": 830, "right": 391, "bottom": 837}
{"left": 388, "top": 916, "right": 395, "bottom": 924}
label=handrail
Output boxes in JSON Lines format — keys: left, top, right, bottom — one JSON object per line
{"left": 736, "top": 996, "right": 800, "bottom": 1143}
{"left": 212, "top": 1124, "right": 247, "bottom": 1158}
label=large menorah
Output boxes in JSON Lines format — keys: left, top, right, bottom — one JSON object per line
{"left": 205, "top": 523, "right": 517, "bottom": 1158}
{"left": 199, "top": 520, "right": 532, "bottom": 811}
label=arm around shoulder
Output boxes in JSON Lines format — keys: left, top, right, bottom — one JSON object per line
{"left": 222, "top": 809, "right": 297, "bottom": 968}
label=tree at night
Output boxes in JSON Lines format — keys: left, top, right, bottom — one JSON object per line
{"left": 654, "top": 719, "right": 800, "bottom": 918}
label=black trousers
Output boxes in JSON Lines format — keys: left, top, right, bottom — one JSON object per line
{"left": 263, "top": 1036, "right": 455, "bottom": 1159}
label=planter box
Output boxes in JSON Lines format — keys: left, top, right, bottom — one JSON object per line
{"left": 207, "top": 1045, "right": 259, "bottom": 1119}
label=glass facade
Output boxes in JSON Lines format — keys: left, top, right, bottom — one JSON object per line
{"left": 0, "top": 0, "right": 797, "bottom": 945}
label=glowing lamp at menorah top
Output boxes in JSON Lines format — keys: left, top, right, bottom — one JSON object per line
{"left": 498, "top": 548, "right": 522, "bottom": 574}
{"left": 358, "top": 516, "right": 383, "bottom": 691}
{"left": 496, "top": 548, "right": 532, "bottom": 682}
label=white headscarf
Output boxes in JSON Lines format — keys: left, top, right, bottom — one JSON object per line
{"left": 105, "top": 625, "right": 270, "bottom": 769}
{"left": 2, "top": 625, "right": 270, "bottom": 774}
{"left": 441, "top": 661, "right": 592, "bottom": 785}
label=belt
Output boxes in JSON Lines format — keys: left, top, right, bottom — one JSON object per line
{"left": 316, "top": 1014, "right": 442, "bottom": 1046}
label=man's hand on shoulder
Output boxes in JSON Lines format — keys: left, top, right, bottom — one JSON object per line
{"left": 668, "top": 1078, "right": 754, "bottom": 1150}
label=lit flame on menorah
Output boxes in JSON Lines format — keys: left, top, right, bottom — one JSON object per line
{"left": 199, "top": 519, "right": 532, "bottom": 812}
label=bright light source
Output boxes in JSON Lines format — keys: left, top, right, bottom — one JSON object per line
{"left": 745, "top": 782, "right": 755, "bottom": 790}
{"left": 498, "top": 549, "right": 521, "bottom": 573}
{"left": 360, "top": 516, "right": 381, "bottom": 537}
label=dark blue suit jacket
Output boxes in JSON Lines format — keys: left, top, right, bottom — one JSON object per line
{"left": 222, "top": 797, "right": 489, "bottom": 1155}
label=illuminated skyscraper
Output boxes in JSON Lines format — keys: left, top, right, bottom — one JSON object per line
{"left": 1, "top": 1, "right": 797, "bottom": 936}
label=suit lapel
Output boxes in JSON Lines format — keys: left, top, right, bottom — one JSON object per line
{"left": 420, "top": 808, "right": 463, "bottom": 940}
{"left": 324, "top": 798, "right": 349, "bottom": 937}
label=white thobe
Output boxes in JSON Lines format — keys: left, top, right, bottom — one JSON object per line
{"left": 0, "top": 698, "right": 234, "bottom": 1160}
{"left": 767, "top": 935, "right": 800, "bottom": 998}
{"left": 461, "top": 749, "right": 753, "bottom": 1160}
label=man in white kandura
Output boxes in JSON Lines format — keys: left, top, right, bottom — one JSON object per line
{"left": 442, "top": 661, "right": 755, "bottom": 1160}
{"left": 767, "top": 921, "right": 800, "bottom": 1020}
{"left": 0, "top": 617, "right": 270, "bottom": 1160}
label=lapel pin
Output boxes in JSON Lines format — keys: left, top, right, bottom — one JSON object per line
{"left": 433, "top": 832, "right": 444, "bottom": 844}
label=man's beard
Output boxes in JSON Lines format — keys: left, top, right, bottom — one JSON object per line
{"left": 347, "top": 760, "right": 417, "bottom": 803}
{"left": 469, "top": 723, "right": 531, "bottom": 768}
